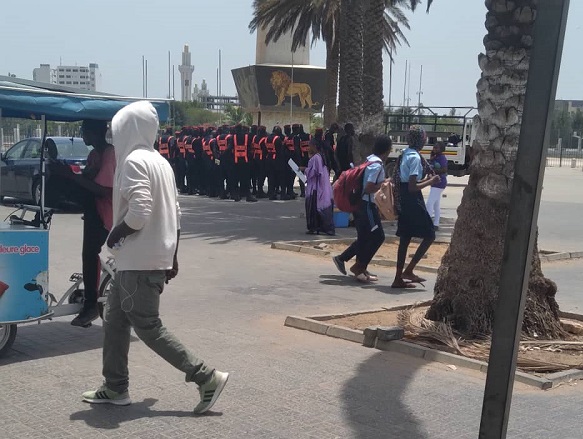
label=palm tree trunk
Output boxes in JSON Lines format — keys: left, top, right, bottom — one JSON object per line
{"left": 426, "top": 0, "right": 564, "bottom": 338}
{"left": 363, "top": 0, "right": 384, "bottom": 131}
{"left": 338, "top": 0, "right": 364, "bottom": 129}
{"left": 324, "top": 39, "right": 339, "bottom": 127}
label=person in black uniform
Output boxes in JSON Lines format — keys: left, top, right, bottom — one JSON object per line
{"left": 183, "top": 127, "right": 195, "bottom": 195}
{"left": 324, "top": 122, "right": 340, "bottom": 181}
{"left": 216, "top": 125, "right": 234, "bottom": 199}
{"left": 174, "top": 128, "right": 188, "bottom": 193}
{"left": 297, "top": 124, "right": 311, "bottom": 198}
{"left": 251, "top": 125, "right": 268, "bottom": 198}
{"left": 155, "top": 127, "right": 174, "bottom": 162}
{"left": 335, "top": 123, "right": 355, "bottom": 178}
{"left": 264, "top": 126, "right": 284, "bottom": 200}
{"left": 282, "top": 124, "right": 297, "bottom": 200}
{"left": 231, "top": 124, "right": 257, "bottom": 202}
{"left": 191, "top": 126, "right": 205, "bottom": 195}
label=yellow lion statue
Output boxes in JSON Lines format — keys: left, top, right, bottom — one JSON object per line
{"left": 270, "top": 70, "right": 318, "bottom": 109}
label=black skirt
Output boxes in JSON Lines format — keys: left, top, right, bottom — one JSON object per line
{"left": 396, "top": 183, "right": 435, "bottom": 239}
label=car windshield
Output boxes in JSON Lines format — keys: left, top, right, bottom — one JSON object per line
{"left": 53, "top": 138, "right": 92, "bottom": 158}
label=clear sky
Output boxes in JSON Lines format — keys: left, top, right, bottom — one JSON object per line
{"left": 1, "top": 0, "right": 581, "bottom": 110}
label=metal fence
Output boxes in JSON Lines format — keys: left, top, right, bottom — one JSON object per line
{"left": 545, "top": 147, "right": 583, "bottom": 167}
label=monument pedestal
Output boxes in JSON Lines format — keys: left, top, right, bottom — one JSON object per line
{"left": 232, "top": 64, "right": 325, "bottom": 129}
{"left": 233, "top": 28, "right": 326, "bottom": 131}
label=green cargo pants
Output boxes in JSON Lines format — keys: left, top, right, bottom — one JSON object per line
{"left": 102, "top": 270, "right": 214, "bottom": 393}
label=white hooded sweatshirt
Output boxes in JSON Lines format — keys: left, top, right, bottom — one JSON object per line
{"left": 110, "top": 101, "right": 180, "bottom": 271}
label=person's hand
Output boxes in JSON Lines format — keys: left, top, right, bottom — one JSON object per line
{"left": 165, "top": 256, "right": 179, "bottom": 284}
{"left": 431, "top": 175, "right": 441, "bottom": 184}
{"left": 107, "top": 225, "right": 125, "bottom": 249}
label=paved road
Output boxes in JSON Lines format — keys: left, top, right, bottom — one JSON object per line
{"left": 0, "top": 171, "right": 582, "bottom": 438}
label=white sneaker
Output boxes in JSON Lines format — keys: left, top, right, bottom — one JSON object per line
{"left": 193, "top": 370, "right": 229, "bottom": 414}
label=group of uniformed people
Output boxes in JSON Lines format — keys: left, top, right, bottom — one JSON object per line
{"left": 155, "top": 122, "right": 341, "bottom": 202}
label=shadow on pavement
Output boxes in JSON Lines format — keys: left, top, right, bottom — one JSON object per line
{"left": 0, "top": 321, "right": 138, "bottom": 366}
{"left": 319, "top": 275, "right": 427, "bottom": 295}
{"left": 176, "top": 194, "right": 357, "bottom": 245}
{"left": 69, "top": 398, "right": 222, "bottom": 429}
{"left": 342, "top": 351, "right": 427, "bottom": 438}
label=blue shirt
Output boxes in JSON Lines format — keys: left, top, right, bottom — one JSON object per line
{"left": 399, "top": 147, "right": 423, "bottom": 181}
{"left": 362, "top": 154, "right": 385, "bottom": 203}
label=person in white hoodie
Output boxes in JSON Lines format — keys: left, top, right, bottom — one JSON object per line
{"left": 82, "top": 101, "right": 229, "bottom": 414}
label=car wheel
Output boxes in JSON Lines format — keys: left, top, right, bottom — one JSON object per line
{"left": 0, "top": 324, "right": 17, "bottom": 358}
{"left": 32, "top": 179, "right": 41, "bottom": 206}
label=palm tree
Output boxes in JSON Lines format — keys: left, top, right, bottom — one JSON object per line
{"left": 404, "top": 0, "right": 562, "bottom": 338}
{"left": 249, "top": 0, "right": 410, "bottom": 127}
{"left": 363, "top": 0, "right": 410, "bottom": 128}
{"left": 337, "top": 0, "right": 365, "bottom": 127}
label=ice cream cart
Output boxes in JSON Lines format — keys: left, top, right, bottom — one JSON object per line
{"left": 0, "top": 76, "right": 170, "bottom": 356}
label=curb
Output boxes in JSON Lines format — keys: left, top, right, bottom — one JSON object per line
{"left": 284, "top": 306, "right": 583, "bottom": 390}
{"left": 272, "top": 237, "right": 447, "bottom": 273}
{"left": 273, "top": 240, "right": 583, "bottom": 270}
{"left": 540, "top": 251, "right": 583, "bottom": 263}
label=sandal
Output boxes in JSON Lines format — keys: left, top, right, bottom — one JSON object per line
{"left": 355, "top": 273, "right": 371, "bottom": 283}
{"left": 391, "top": 280, "right": 417, "bottom": 289}
{"left": 402, "top": 273, "right": 427, "bottom": 284}
{"left": 365, "top": 271, "right": 378, "bottom": 282}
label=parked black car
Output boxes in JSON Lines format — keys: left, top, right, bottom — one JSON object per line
{"left": 0, "top": 137, "right": 91, "bottom": 204}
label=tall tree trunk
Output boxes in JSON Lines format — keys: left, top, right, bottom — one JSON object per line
{"left": 338, "top": 0, "right": 364, "bottom": 129}
{"left": 426, "top": 0, "right": 564, "bottom": 338}
{"left": 324, "top": 38, "right": 339, "bottom": 127}
{"left": 363, "top": 0, "right": 385, "bottom": 133}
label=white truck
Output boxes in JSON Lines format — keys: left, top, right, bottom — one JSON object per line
{"left": 385, "top": 106, "right": 477, "bottom": 177}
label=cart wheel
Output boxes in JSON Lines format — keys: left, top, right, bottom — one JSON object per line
{"left": 0, "top": 324, "right": 17, "bottom": 357}
{"left": 98, "top": 273, "right": 113, "bottom": 320}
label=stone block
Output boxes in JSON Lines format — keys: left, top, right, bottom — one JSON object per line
{"left": 363, "top": 326, "right": 379, "bottom": 348}
{"left": 376, "top": 326, "right": 405, "bottom": 341}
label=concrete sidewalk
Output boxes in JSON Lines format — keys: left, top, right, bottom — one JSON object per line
{"left": 1, "top": 195, "right": 582, "bottom": 438}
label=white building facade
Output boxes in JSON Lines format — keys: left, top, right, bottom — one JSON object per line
{"left": 32, "top": 63, "right": 101, "bottom": 91}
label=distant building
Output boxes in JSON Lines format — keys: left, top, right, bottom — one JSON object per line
{"left": 32, "top": 63, "right": 101, "bottom": 91}
{"left": 555, "top": 100, "right": 583, "bottom": 115}
{"left": 178, "top": 44, "right": 195, "bottom": 102}
{"left": 199, "top": 95, "right": 239, "bottom": 112}
{"left": 193, "top": 79, "right": 210, "bottom": 102}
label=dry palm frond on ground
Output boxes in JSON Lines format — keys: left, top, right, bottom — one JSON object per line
{"left": 397, "top": 308, "right": 583, "bottom": 373}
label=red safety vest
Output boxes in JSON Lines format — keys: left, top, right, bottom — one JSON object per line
{"left": 252, "top": 135, "right": 263, "bottom": 160}
{"left": 284, "top": 137, "right": 295, "bottom": 152}
{"left": 202, "top": 139, "right": 213, "bottom": 160}
{"left": 216, "top": 135, "right": 231, "bottom": 153}
{"left": 177, "top": 137, "right": 186, "bottom": 158}
{"left": 233, "top": 134, "right": 249, "bottom": 164}
{"left": 299, "top": 135, "right": 311, "bottom": 155}
{"left": 158, "top": 136, "right": 171, "bottom": 158}
{"left": 265, "top": 137, "right": 277, "bottom": 158}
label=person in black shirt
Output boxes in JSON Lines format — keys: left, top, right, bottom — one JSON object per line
{"left": 335, "top": 123, "right": 355, "bottom": 178}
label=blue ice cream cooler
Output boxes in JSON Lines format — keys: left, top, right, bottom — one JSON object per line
{"left": 0, "top": 223, "right": 50, "bottom": 323}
